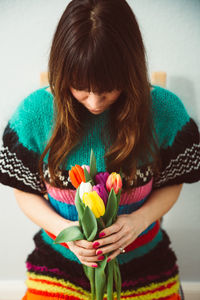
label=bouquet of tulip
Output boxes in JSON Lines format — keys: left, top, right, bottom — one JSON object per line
{"left": 54, "top": 149, "right": 123, "bottom": 300}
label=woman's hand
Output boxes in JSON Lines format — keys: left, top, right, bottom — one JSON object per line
{"left": 91, "top": 213, "right": 146, "bottom": 262}
{"left": 66, "top": 221, "right": 105, "bottom": 268}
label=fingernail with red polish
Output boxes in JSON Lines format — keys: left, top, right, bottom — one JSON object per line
{"left": 107, "top": 258, "right": 111, "bottom": 263}
{"left": 93, "top": 242, "right": 100, "bottom": 248}
{"left": 92, "top": 264, "right": 98, "bottom": 268}
{"left": 96, "top": 250, "right": 102, "bottom": 255}
{"left": 99, "top": 232, "right": 105, "bottom": 238}
{"left": 98, "top": 256, "right": 104, "bottom": 260}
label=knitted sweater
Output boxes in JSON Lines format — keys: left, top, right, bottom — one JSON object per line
{"left": 0, "top": 84, "right": 200, "bottom": 299}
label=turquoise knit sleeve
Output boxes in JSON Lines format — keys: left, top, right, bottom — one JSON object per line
{"left": 151, "top": 87, "right": 200, "bottom": 189}
{"left": 0, "top": 88, "right": 54, "bottom": 196}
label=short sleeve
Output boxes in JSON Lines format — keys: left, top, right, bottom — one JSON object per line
{"left": 0, "top": 88, "right": 54, "bottom": 196}
{"left": 152, "top": 87, "right": 200, "bottom": 189}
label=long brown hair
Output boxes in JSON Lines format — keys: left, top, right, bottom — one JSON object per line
{"left": 39, "top": 0, "right": 161, "bottom": 192}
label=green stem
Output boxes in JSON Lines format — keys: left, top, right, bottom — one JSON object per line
{"left": 99, "top": 216, "right": 106, "bottom": 229}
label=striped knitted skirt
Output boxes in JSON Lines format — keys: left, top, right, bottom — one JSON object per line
{"left": 21, "top": 224, "right": 182, "bottom": 300}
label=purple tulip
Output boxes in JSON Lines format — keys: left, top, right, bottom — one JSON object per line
{"left": 95, "top": 172, "right": 109, "bottom": 186}
{"left": 92, "top": 184, "right": 108, "bottom": 206}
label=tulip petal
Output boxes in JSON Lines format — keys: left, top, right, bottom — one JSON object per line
{"left": 79, "top": 182, "right": 93, "bottom": 199}
{"left": 75, "top": 165, "right": 85, "bottom": 183}
{"left": 69, "top": 168, "right": 79, "bottom": 188}
{"left": 92, "top": 191, "right": 105, "bottom": 217}
{"left": 82, "top": 191, "right": 105, "bottom": 218}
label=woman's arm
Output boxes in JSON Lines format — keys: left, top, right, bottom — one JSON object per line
{"left": 132, "top": 183, "right": 183, "bottom": 229}
{"left": 13, "top": 188, "right": 76, "bottom": 236}
{"left": 91, "top": 183, "right": 183, "bottom": 262}
{"left": 13, "top": 188, "right": 104, "bottom": 268}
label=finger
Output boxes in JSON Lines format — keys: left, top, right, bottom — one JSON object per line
{"left": 95, "top": 236, "right": 129, "bottom": 256}
{"left": 98, "top": 222, "right": 122, "bottom": 238}
{"left": 81, "top": 260, "right": 99, "bottom": 268}
{"left": 76, "top": 247, "right": 97, "bottom": 258}
{"left": 79, "top": 254, "right": 105, "bottom": 262}
{"left": 93, "top": 229, "right": 125, "bottom": 250}
{"left": 74, "top": 239, "right": 94, "bottom": 249}
{"left": 107, "top": 249, "right": 122, "bottom": 262}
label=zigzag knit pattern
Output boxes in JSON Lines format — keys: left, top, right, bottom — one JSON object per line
{"left": 1, "top": 84, "right": 200, "bottom": 299}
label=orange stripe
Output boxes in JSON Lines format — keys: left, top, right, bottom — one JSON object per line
{"left": 29, "top": 277, "right": 85, "bottom": 295}
{"left": 23, "top": 289, "right": 181, "bottom": 300}
{"left": 22, "top": 289, "right": 81, "bottom": 299}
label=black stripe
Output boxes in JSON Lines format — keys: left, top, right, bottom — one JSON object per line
{"left": 0, "top": 124, "right": 45, "bottom": 195}
{"left": 153, "top": 118, "right": 200, "bottom": 188}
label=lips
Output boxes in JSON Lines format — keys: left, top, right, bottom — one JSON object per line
{"left": 90, "top": 109, "right": 103, "bottom": 113}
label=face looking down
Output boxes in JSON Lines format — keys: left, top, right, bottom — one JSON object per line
{"left": 70, "top": 87, "right": 122, "bottom": 114}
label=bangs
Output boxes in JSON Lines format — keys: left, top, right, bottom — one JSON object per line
{"left": 65, "top": 35, "right": 127, "bottom": 93}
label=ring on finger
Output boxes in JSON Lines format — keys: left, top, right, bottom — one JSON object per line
{"left": 118, "top": 247, "right": 125, "bottom": 253}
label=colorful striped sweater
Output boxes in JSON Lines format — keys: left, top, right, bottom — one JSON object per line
{"left": 0, "top": 84, "right": 200, "bottom": 300}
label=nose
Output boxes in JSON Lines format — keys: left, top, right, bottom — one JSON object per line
{"left": 88, "top": 92, "right": 105, "bottom": 108}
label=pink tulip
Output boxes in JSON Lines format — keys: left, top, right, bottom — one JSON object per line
{"left": 81, "top": 165, "right": 90, "bottom": 174}
{"left": 106, "top": 172, "right": 122, "bottom": 194}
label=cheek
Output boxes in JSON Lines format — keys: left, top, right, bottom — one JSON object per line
{"left": 71, "top": 90, "right": 87, "bottom": 102}
{"left": 110, "top": 92, "right": 121, "bottom": 103}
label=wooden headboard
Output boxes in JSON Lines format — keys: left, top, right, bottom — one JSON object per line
{"left": 40, "top": 71, "right": 166, "bottom": 88}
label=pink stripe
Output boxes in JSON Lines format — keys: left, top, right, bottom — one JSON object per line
{"left": 26, "top": 262, "right": 88, "bottom": 286}
{"left": 120, "top": 179, "right": 153, "bottom": 205}
{"left": 45, "top": 182, "right": 76, "bottom": 204}
{"left": 45, "top": 179, "right": 152, "bottom": 205}
{"left": 26, "top": 262, "right": 64, "bottom": 275}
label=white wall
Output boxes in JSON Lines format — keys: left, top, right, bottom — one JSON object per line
{"left": 0, "top": 0, "right": 199, "bottom": 285}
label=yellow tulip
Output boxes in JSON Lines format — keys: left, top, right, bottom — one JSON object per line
{"left": 82, "top": 191, "right": 105, "bottom": 218}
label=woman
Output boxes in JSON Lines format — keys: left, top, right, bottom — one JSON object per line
{"left": 0, "top": 0, "right": 199, "bottom": 299}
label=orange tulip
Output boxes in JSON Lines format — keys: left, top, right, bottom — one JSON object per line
{"left": 69, "top": 165, "right": 86, "bottom": 188}
{"left": 106, "top": 172, "right": 122, "bottom": 194}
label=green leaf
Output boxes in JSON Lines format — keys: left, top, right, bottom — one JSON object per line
{"left": 78, "top": 216, "right": 82, "bottom": 229}
{"left": 82, "top": 206, "right": 98, "bottom": 241}
{"left": 106, "top": 260, "right": 114, "bottom": 300}
{"left": 54, "top": 226, "right": 84, "bottom": 244}
{"left": 95, "top": 258, "right": 107, "bottom": 300}
{"left": 90, "top": 149, "right": 98, "bottom": 179}
{"left": 113, "top": 259, "right": 122, "bottom": 300}
{"left": 103, "top": 188, "right": 118, "bottom": 227}
{"left": 83, "top": 265, "right": 95, "bottom": 300}
{"left": 75, "top": 186, "right": 85, "bottom": 220}
{"left": 83, "top": 167, "right": 94, "bottom": 184}
{"left": 116, "top": 188, "right": 122, "bottom": 207}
